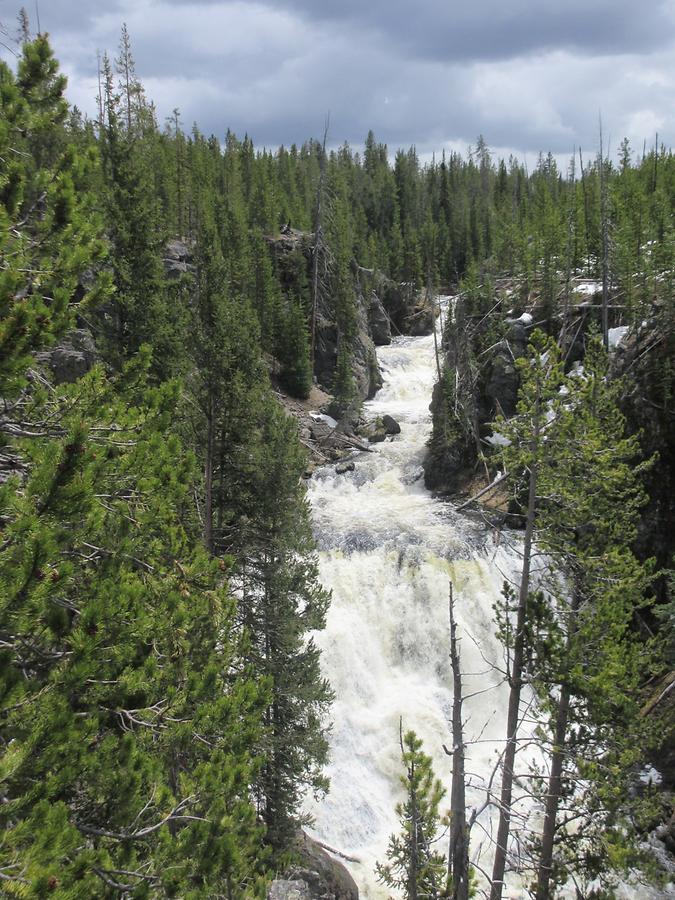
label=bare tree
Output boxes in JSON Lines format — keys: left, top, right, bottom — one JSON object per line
{"left": 446, "top": 583, "right": 470, "bottom": 900}
{"left": 489, "top": 359, "right": 543, "bottom": 900}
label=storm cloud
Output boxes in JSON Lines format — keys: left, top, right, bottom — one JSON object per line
{"left": 2, "top": 0, "right": 674, "bottom": 161}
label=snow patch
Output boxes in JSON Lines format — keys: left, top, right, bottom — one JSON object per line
{"left": 575, "top": 280, "right": 602, "bottom": 295}
{"left": 484, "top": 432, "right": 511, "bottom": 448}
{"left": 608, "top": 326, "right": 629, "bottom": 349}
{"left": 639, "top": 766, "right": 663, "bottom": 786}
{"left": 310, "top": 412, "right": 338, "bottom": 429}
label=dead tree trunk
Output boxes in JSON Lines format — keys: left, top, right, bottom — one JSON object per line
{"left": 490, "top": 388, "right": 541, "bottom": 900}
{"left": 535, "top": 587, "right": 581, "bottom": 900}
{"left": 203, "top": 399, "right": 215, "bottom": 554}
{"left": 578, "top": 148, "right": 591, "bottom": 275}
{"left": 599, "top": 121, "right": 610, "bottom": 349}
{"left": 448, "top": 583, "right": 470, "bottom": 900}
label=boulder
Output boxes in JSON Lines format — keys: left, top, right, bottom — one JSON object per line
{"left": 309, "top": 419, "right": 335, "bottom": 444}
{"left": 358, "top": 421, "right": 386, "bottom": 443}
{"left": 335, "top": 460, "right": 355, "bottom": 474}
{"left": 367, "top": 293, "right": 391, "bottom": 345}
{"left": 163, "top": 239, "right": 193, "bottom": 279}
{"left": 35, "top": 329, "right": 99, "bottom": 384}
{"left": 268, "top": 880, "right": 312, "bottom": 900}
{"left": 381, "top": 414, "right": 401, "bottom": 435}
{"left": 267, "top": 831, "right": 358, "bottom": 899}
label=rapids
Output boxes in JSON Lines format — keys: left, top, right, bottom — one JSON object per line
{"left": 305, "top": 302, "right": 527, "bottom": 897}
{"left": 304, "top": 300, "right": 669, "bottom": 899}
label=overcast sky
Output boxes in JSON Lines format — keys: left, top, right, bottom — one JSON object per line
{"left": 2, "top": 0, "right": 674, "bottom": 164}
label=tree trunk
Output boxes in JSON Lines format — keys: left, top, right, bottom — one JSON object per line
{"left": 448, "top": 583, "right": 469, "bottom": 900}
{"left": 490, "top": 391, "right": 541, "bottom": 900}
{"left": 203, "top": 402, "right": 214, "bottom": 553}
{"left": 599, "top": 123, "right": 610, "bottom": 349}
{"left": 535, "top": 683, "right": 570, "bottom": 900}
{"left": 535, "top": 588, "right": 580, "bottom": 899}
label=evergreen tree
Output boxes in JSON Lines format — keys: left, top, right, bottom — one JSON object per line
{"left": 98, "top": 51, "right": 176, "bottom": 378}
{"left": 0, "top": 358, "right": 269, "bottom": 897}
{"left": 231, "top": 397, "right": 333, "bottom": 852}
{"left": 490, "top": 333, "right": 658, "bottom": 898}
{"left": 376, "top": 728, "right": 447, "bottom": 900}
{"left": 0, "top": 35, "right": 109, "bottom": 396}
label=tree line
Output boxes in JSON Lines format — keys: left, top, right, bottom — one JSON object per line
{"left": 1, "top": 16, "right": 673, "bottom": 899}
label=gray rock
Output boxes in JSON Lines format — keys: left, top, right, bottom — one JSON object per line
{"left": 35, "top": 329, "right": 99, "bottom": 384}
{"left": 309, "top": 420, "right": 334, "bottom": 444}
{"left": 335, "top": 460, "right": 355, "bottom": 474}
{"left": 267, "top": 832, "right": 359, "bottom": 899}
{"left": 382, "top": 414, "right": 401, "bottom": 435}
{"left": 268, "top": 880, "right": 313, "bottom": 900}
{"left": 378, "top": 278, "right": 433, "bottom": 336}
{"left": 486, "top": 352, "right": 519, "bottom": 416}
{"left": 367, "top": 293, "right": 391, "bottom": 345}
{"left": 163, "top": 239, "right": 193, "bottom": 280}
{"left": 359, "top": 421, "right": 386, "bottom": 443}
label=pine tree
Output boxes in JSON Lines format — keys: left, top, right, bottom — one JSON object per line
{"left": 0, "top": 35, "right": 109, "bottom": 397}
{"left": 278, "top": 296, "right": 313, "bottom": 399}
{"left": 490, "top": 332, "right": 658, "bottom": 898}
{"left": 376, "top": 728, "right": 447, "bottom": 900}
{"left": 232, "top": 396, "right": 333, "bottom": 853}
{"left": 0, "top": 358, "right": 270, "bottom": 897}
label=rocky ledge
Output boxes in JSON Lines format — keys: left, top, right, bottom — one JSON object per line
{"left": 268, "top": 832, "right": 359, "bottom": 900}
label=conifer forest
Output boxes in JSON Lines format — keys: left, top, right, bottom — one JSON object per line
{"left": 1, "top": 15, "right": 674, "bottom": 900}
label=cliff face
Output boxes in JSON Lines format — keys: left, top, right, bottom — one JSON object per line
{"left": 424, "top": 309, "right": 531, "bottom": 495}
{"left": 266, "top": 230, "right": 433, "bottom": 402}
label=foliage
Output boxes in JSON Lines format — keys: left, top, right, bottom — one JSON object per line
{"left": 376, "top": 729, "right": 447, "bottom": 900}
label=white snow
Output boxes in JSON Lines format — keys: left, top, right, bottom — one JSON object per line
{"left": 575, "top": 281, "right": 602, "bottom": 295}
{"left": 639, "top": 766, "right": 663, "bottom": 786}
{"left": 310, "top": 412, "right": 338, "bottom": 429}
{"left": 608, "top": 326, "right": 629, "bottom": 349}
{"left": 484, "top": 431, "right": 511, "bottom": 448}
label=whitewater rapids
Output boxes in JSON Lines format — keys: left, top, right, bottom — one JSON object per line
{"left": 304, "top": 302, "right": 671, "bottom": 899}
{"left": 305, "top": 304, "right": 527, "bottom": 897}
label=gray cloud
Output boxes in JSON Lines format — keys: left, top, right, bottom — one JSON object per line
{"left": 277, "top": 0, "right": 675, "bottom": 61}
{"left": 2, "top": 0, "right": 674, "bottom": 159}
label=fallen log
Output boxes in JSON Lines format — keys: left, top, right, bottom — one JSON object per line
{"left": 456, "top": 471, "right": 510, "bottom": 511}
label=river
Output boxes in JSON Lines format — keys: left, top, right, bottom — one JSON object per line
{"left": 304, "top": 301, "right": 670, "bottom": 899}
{"left": 305, "top": 303, "right": 530, "bottom": 897}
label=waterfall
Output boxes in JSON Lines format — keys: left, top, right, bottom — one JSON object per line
{"left": 305, "top": 302, "right": 528, "bottom": 897}
{"left": 304, "top": 302, "right": 662, "bottom": 899}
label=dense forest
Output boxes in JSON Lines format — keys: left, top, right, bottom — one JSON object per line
{"left": 1, "top": 19, "right": 674, "bottom": 900}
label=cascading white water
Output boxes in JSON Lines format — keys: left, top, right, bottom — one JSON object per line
{"left": 304, "top": 305, "right": 670, "bottom": 899}
{"left": 305, "top": 302, "right": 529, "bottom": 897}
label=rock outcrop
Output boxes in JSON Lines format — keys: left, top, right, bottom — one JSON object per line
{"left": 481, "top": 318, "right": 529, "bottom": 419}
{"left": 267, "top": 832, "right": 359, "bottom": 900}
{"left": 163, "top": 239, "right": 194, "bottom": 279}
{"left": 35, "top": 329, "right": 99, "bottom": 384}
{"left": 424, "top": 309, "right": 531, "bottom": 495}
{"left": 266, "top": 232, "right": 433, "bottom": 403}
